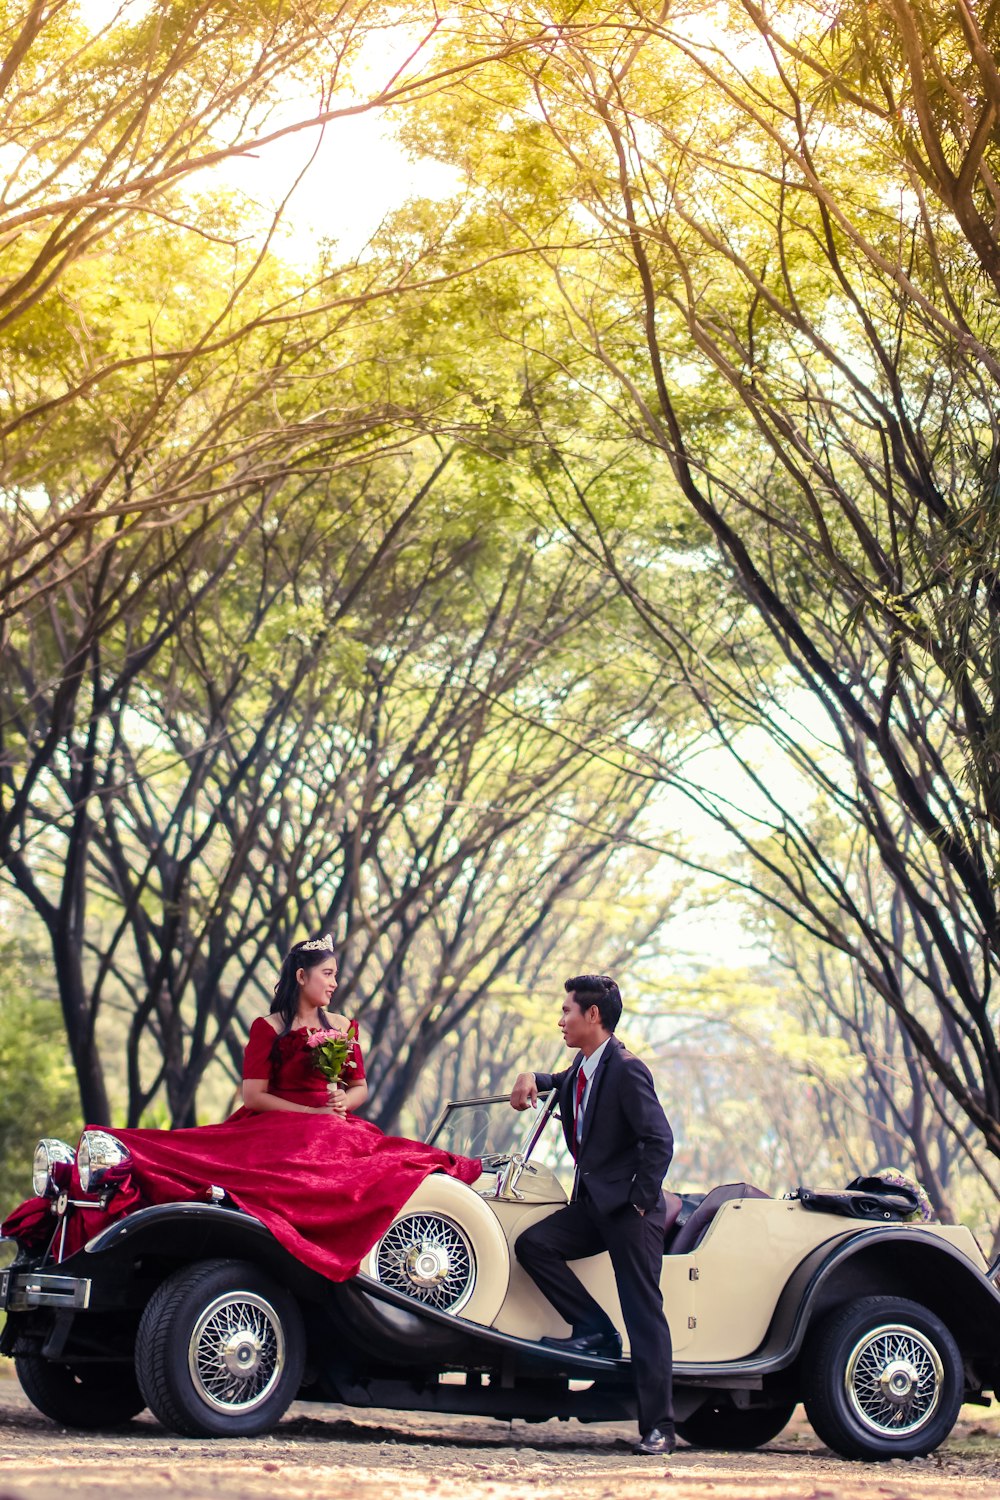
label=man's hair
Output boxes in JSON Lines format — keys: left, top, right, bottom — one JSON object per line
{"left": 564, "top": 974, "right": 622, "bottom": 1033}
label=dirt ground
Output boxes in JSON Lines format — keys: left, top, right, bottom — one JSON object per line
{"left": 2, "top": 1375, "right": 1000, "bottom": 1500}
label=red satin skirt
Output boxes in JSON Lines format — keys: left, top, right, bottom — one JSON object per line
{"left": 2, "top": 1111, "right": 482, "bottom": 1281}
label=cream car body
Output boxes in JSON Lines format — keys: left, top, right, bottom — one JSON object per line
{"left": 378, "top": 1161, "right": 986, "bottom": 1362}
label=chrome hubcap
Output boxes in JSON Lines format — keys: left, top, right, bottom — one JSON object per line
{"left": 188, "top": 1293, "right": 284, "bottom": 1413}
{"left": 405, "top": 1242, "right": 452, "bottom": 1287}
{"left": 221, "top": 1329, "right": 264, "bottom": 1378}
{"left": 844, "top": 1323, "right": 943, "bottom": 1436}
{"left": 375, "top": 1213, "right": 476, "bottom": 1312}
{"left": 879, "top": 1357, "right": 920, "bottom": 1404}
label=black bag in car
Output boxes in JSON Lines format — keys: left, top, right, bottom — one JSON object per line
{"left": 793, "top": 1176, "right": 920, "bottom": 1222}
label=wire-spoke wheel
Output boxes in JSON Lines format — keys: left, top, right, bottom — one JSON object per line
{"left": 844, "top": 1323, "right": 942, "bottom": 1436}
{"left": 188, "top": 1291, "right": 284, "bottom": 1414}
{"left": 136, "top": 1259, "right": 304, "bottom": 1437}
{"left": 373, "top": 1212, "right": 476, "bottom": 1312}
{"left": 803, "top": 1296, "right": 963, "bottom": 1460}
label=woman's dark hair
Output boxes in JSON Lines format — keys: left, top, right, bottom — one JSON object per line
{"left": 270, "top": 936, "right": 337, "bottom": 1037}
{"left": 564, "top": 973, "right": 622, "bottom": 1033}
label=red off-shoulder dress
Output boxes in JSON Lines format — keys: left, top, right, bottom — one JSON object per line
{"left": 232, "top": 1016, "right": 367, "bottom": 1113}
{"left": 3, "top": 1019, "right": 481, "bottom": 1281}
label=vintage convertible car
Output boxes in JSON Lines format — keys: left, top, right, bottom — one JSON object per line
{"left": 3, "top": 1091, "right": 1000, "bottom": 1461}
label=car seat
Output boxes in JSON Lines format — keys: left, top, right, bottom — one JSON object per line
{"left": 666, "top": 1182, "right": 770, "bottom": 1255}
{"left": 662, "top": 1190, "right": 685, "bottom": 1247}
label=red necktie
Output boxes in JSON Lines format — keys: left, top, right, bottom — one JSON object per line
{"left": 574, "top": 1067, "right": 586, "bottom": 1148}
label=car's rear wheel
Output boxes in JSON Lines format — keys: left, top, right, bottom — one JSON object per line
{"left": 15, "top": 1351, "right": 145, "bottom": 1428}
{"left": 135, "top": 1258, "right": 305, "bottom": 1437}
{"left": 677, "top": 1397, "right": 796, "bottom": 1449}
{"left": 802, "top": 1295, "right": 963, "bottom": 1460}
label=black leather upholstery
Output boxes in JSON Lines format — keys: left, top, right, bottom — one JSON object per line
{"left": 665, "top": 1182, "right": 769, "bottom": 1255}
{"left": 662, "top": 1190, "right": 684, "bottom": 1247}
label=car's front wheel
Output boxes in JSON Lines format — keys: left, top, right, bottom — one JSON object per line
{"left": 135, "top": 1259, "right": 305, "bottom": 1437}
{"left": 677, "top": 1397, "right": 796, "bottom": 1449}
{"left": 802, "top": 1295, "right": 963, "bottom": 1460}
{"left": 14, "top": 1351, "right": 145, "bottom": 1429}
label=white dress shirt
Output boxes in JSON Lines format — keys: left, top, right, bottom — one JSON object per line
{"left": 575, "top": 1037, "right": 610, "bottom": 1138}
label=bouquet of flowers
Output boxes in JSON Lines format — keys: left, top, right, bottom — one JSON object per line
{"left": 872, "top": 1166, "right": 936, "bottom": 1222}
{"left": 306, "top": 1027, "right": 352, "bottom": 1086}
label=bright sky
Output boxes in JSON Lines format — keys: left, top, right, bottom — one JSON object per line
{"left": 71, "top": 1, "right": 462, "bottom": 262}
{"left": 218, "top": 108, "right": 462, "bottom": 264}
{"left": 210, "top": 10, "right": 468, "bottom": 263}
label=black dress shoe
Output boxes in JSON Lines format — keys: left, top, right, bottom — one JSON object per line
{"left": 635, "top": 1427, "right": 676, "bottom": 1455}
{"left": 538, "top": 1330, "right": 623, "bottom": 1359}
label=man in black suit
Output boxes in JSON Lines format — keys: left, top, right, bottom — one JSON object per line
{"left": 509, "top": 973, "right": 674, "bottom": 1456}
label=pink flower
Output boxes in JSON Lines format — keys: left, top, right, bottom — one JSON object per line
{"left": 306, "top": 1026, "right": 352, "bottom": 1087}
{"left": 305, "top": 1028, "right": 348, "bottom": 1049}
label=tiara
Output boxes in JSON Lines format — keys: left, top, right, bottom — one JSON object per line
{"left": 298, "top": 933, "right": 335, "bottom": 952}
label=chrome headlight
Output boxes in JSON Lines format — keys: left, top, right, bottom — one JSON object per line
{"left": 77, "top": 1130, "right": 132, "bottom": 1194}
{"left": 32, "top": 1138, "right": 76, "bottom": 1198}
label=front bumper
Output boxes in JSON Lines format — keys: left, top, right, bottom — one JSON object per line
{"left": 2, "top": 1267, "right": 92, "bottom": 1312}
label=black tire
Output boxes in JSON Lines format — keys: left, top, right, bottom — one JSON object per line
{"left": 677, "top": 1397, "right": 796, "bottom": 1450}
{"left": 135, "top": 1258, "right": 305, "bottom": 1437}
{"left": 802, "top": 1295, "right": 963, "bottom": 1460}
{"left": 15, "top": 1351, "right": 145, "bottom": 1429}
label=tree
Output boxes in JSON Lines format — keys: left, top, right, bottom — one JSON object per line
{"left": 0, "top": 0, "right": 485, "bottom": 1119}
{"left": 390, "top": 0, "right": 1000, "bottom": 1161}
{"left": 0, "top": 938, "right": 79, "bottom": 1216}
{"left": 1, "top": 0, "right": 564, "bottom": 610}
{"left": 0, "top": 216, "right": 452, "bottom": 1120}
{"left": 2, "top": 231, "right": 696, "bottom": 1127}
{"left": 636, "top": 963, "right": 860, "bottom": 1193}
{"left": 737, "top": 801, "right": 1000, "bottom": 1225}
{"left": 68, "top": 442, "right": 689, "bottom": 1128}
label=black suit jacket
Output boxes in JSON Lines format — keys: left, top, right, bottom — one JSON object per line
{"left": 535, "top": 1037, "right": 673, "bottom": 1216}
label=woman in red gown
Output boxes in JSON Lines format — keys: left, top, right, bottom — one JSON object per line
{"left": 3, "top": 937, "right": 481, "bottom": 1280}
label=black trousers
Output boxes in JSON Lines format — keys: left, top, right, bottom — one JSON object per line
{"left": 515, "top": 1192, "right": 674, "bottom": 1436}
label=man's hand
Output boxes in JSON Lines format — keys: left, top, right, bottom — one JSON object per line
{"left": 509, "top": 1071, "right": 538, "bottom": 1111}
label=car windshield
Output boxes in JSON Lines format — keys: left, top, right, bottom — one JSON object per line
{"left": 427, "top": 1094, "right": 555, "bottom": 1161}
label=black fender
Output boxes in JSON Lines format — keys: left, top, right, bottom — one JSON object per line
{"left": 51, "top": 1203, "right": 634, "bottom": 1381}
{"left": 78, "top": 1202, "right": 336, "bottom": 1310}
{"left": 762, "top": 1227, "right": 1000, "bottom": 1364}
{"left": 672, "top": 1226, "right": 1000, "bottom": 1393}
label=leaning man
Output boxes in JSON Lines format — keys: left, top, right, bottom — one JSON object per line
{"left": 509, "top": 973, "right": 675, "bottom": 1456}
